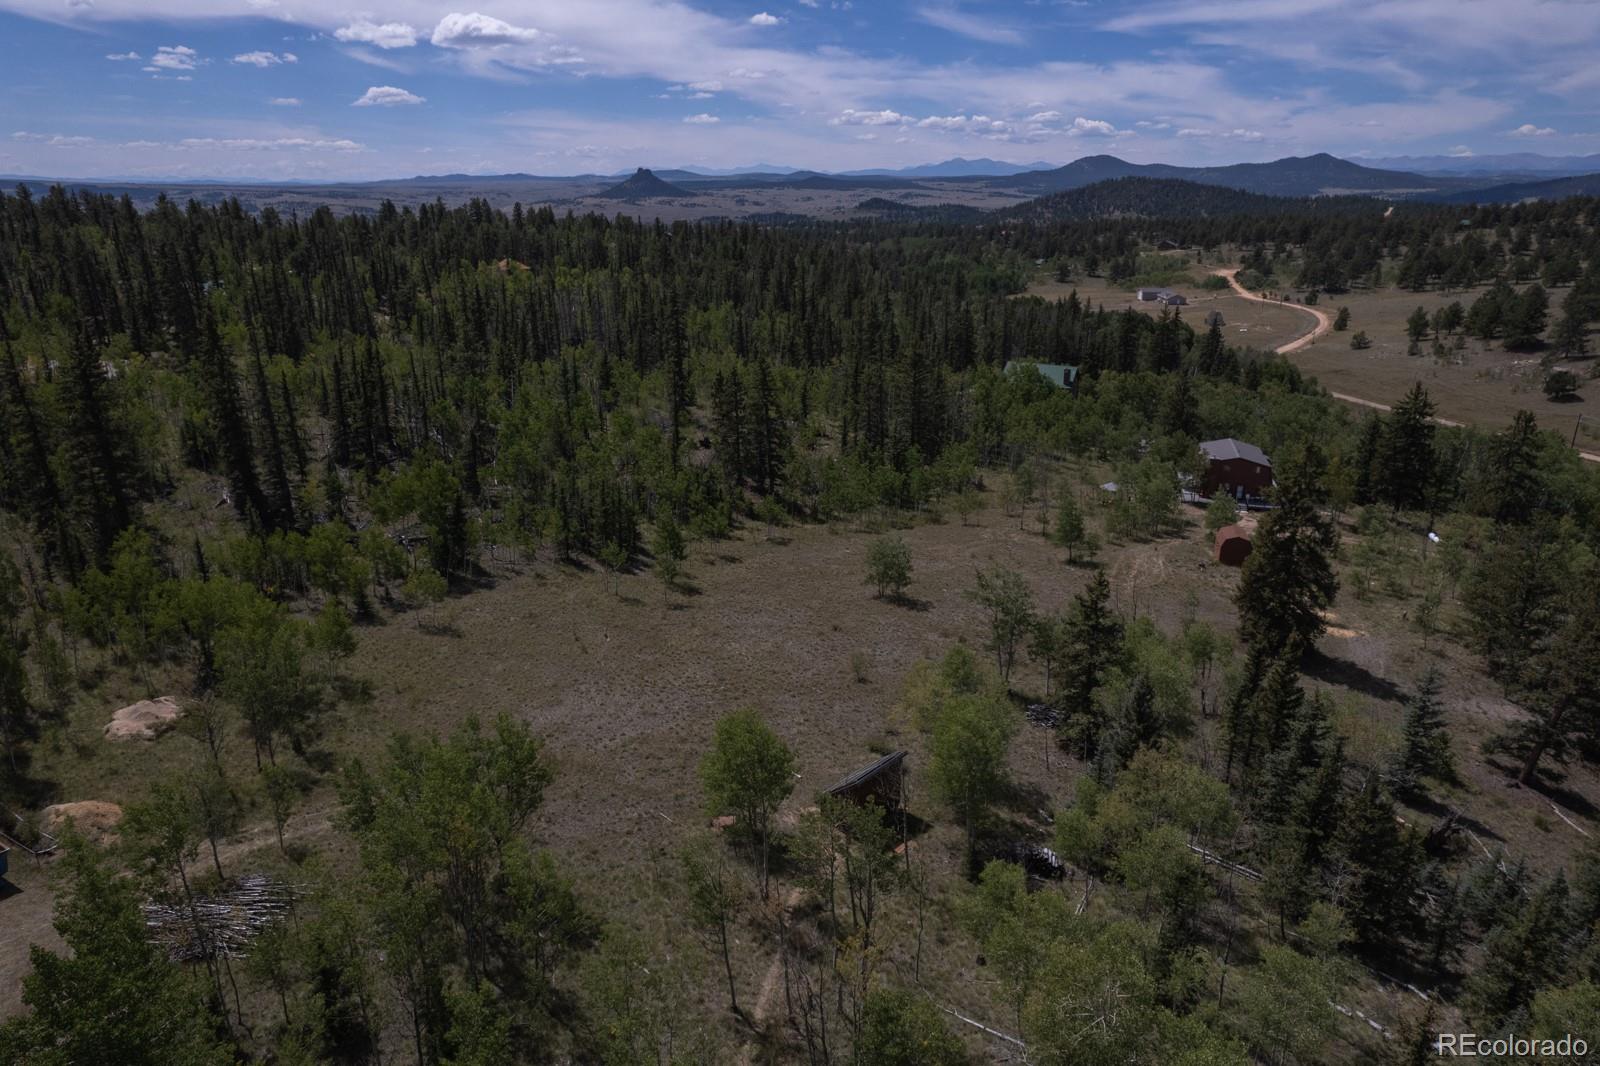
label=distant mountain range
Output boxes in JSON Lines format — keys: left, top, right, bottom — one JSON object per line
{"left": 981, "top": 153, "right": 1456, "bottom": 198}
{"left": 11, "top": 151, "right": 1600, "bottom": 220}
{"left": 1359, "top": 152, "right": 1600, "bottom": 178}
{"left": 839, "top": 157, "right": 1058, "bottom": 178}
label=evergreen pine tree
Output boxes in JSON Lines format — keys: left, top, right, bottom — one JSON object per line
{"left": 1235, "top": 446, "right": 1338, "bottom": 655}
{"left": 1391, "top": 669, "right": 1453, "bottom": 793}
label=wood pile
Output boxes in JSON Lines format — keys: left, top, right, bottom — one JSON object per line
{"left": 143, "top": 875, "right": 298, "bottom": 961}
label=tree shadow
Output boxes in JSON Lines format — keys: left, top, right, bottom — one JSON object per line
{"left": 1303, "top": 649, "right": 1405, "bottom": 703}
{"left": 1525, "top": 775, "right": 1599, "bottom": 820}
{"left": 882, "top": 593, "right": 933, "bottom": 612}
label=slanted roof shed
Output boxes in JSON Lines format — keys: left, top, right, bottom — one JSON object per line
{"left": 824, "top": 751, "right": 908, "bottom": 810}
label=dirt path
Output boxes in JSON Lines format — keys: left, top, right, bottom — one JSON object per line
{"left": 1214, "top": 267, "right": 1331, "bottom": 354}
{"left": 1213, "top": 268, "right": 1600, "bottom": 464}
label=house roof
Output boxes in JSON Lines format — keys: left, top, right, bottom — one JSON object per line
{"left": 824, "top": 751, "right": 907, "bottom": 797}
{"left": 1214, "top": 524, "right": 1251, "bottom": 543}
{"left": 1003, "top": 361, "right": 1078, "bottom": 388}
{"left": 1200, "top": 438, "right": 1272, "bottom": 467}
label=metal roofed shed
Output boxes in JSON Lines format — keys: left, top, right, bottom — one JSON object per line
{"left": 1003, "top": 361, "right": 1079, "bottom": 390}
{"left": 824, "top": 751, "right": 908, "bottom": 810}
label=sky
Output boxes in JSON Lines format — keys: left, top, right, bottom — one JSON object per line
{"left": 1, "top": 0, "right": 1598, "bottom": 181}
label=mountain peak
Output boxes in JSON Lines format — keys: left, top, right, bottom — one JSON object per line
{"left": 597, "top": 167, "right": 694, "bottom": 200}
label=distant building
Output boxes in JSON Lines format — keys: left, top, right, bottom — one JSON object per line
{"left": 1213, "top": 525, "right": 1253, "bottom": 566}
{"left": 1003, "top": 361, "right": 1079, "bottom": 391}
{"left": 1137, "top": 287, "right": 1187, "bottom": 306}
{"left": 1205, "top": 310, "right": 1225, "bottom": 327}
{"left": 1155, "top": 238, "right": 1181, "bottom": 251}
{"left": 1200, "top": 438, "right": 1274, "bottom": 500}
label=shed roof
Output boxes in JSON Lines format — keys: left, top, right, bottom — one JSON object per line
{"left": 1200, "top": 438, "right": 1272, "bottom": 468}
{"left": 824, "top": 751, "right": 907, "bottom": 797}
{"left": 1004, "top": 361, "right": 1079, "bottom": 388}
{"left": 1214, "top": 524, "right": 1251, "bottom": 542}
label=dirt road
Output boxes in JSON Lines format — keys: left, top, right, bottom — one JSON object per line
{"left": 1212, "top": 268, "right": 1599, "bottom": 463}
{"left": 1214, "top": 267, "right": 1331, "bottom": 355}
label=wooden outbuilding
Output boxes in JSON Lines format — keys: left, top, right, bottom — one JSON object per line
{"left": 1214, "top": 525, "right": 1253, "bottom": 566}
{"left": 824, "top": 751, "right": 907, "bottom": 811}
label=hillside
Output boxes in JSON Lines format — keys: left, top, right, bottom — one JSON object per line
{"left": 991, "top": 152, "right": 1455, "bottom": 198}
{"left": 1434, "top": 171, "right": 1600, "bottom": 204}
{"left": 995, "top": 177, "right": 1391, "bottom": 222}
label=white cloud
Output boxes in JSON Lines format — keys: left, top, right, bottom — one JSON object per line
{"left": 148, "top": 44, "right": 201, "bottom": 71}
{"left": 177, "top": 136, "right": 363, "bottom": 151}
{"left": 917, "top": 114, "right": 1012, "bottom": 134}
{"left": 1176, "top": 127, "right": 1210, "bottom": 138}
{"left": 12, "top": 131, "right": 96, "bottom": 146}
{"left": 1508, "top": 122, "right": 1555, "bottom": 137}
{"left": 334, "top": 19, "right": 418, "bottom": 49}
{"left": 1066, "top": 116, "right": 1116, "bottom": 136}
{"left": 688, "top": 80, "right": 723, "bottom": 92}
{"left": 1447, "top": 145, "right": 1474, "bottom": 157}
{"left": 431, "top": 12, "right": 541, "bottom": 48}
{"left": 749, "top": 11, "right": 782, "bottom": 25}
{"left": 105, "top": 51, "right": 140, "bottom": 60}
{"left": 231, "top": 50, "right": 297, "bottom": 66}
{"left": 1027, "top": 110, "right": 1062, "bottom": 122}
{"left": 683, "top": 112, "right": 720, "bottom": 123}
{"left": 832, "top": 108, "right": 912, "bottom": 126}
{"left": 916, "top": 5, "right": 1023, "bottom": 45}
{"left": 269, "top": 96, "right": 302, "bottom": 106}
{"left": 352, "top": 85, "right": 425, "bottom": 106}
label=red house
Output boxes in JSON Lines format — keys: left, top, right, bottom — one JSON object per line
{"left": 1199, "top": 438, "right": 1273, "bottom": 501}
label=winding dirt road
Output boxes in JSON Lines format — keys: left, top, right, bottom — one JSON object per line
{"left": 1212, "top": 268, "right": 1598, "bottom": 462}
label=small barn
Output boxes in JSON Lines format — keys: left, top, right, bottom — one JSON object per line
{"left": 1158, "top": 291, "right": 1188, "bottom": 307}
{"left": 1214, "top": 525, "right": 1253, "bottom": 566}
{"left": 1199, "top": 438, "right": 1274, "bottom": 500}
{"left": 824, "top": 751, "right": 907, "bottom": 811}
{"left": 1136, "top": 287, "right": 1163, "bottom": 302}
{"left": 1004, "top": 361, "right": 1079, "bottom": 391}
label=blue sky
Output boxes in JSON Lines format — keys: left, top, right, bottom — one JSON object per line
{"left": 1, "top": 0, "right": 1597, "bottom": 180}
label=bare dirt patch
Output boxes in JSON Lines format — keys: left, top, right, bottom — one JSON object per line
{"left": 38, "top": 801, "right": 124, "bottom": 847}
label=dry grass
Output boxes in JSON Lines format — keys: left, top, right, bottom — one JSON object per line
{"left": 1026, "top": 273, "right": 1327, "bottom": 354}
{"left": 7, "top": 472, "right": 1600, "bottom": 1057}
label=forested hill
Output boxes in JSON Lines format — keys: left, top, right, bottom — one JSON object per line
{"left": 987, "top": 151, "right": 1456, "bottom": 197}
{"left": 5, "top": 179, "right": 1600, "bottom": 1065}
{"left": 993, "top": 177, "right": 1392, "bottom": 224}
{"left": 1435, "top": 172, "right": 1600, "bottom": 204}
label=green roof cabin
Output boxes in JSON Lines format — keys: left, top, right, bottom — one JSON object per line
{"left": 1004, "top": 361, "right": 1079, "bottom": 391}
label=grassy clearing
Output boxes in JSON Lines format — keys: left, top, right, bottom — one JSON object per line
{"left": 7, "top": 466, "right": 1599, "bottom": 1056}
{"left": 1031, "top": 261, "right": 1599, "bottom": 445}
